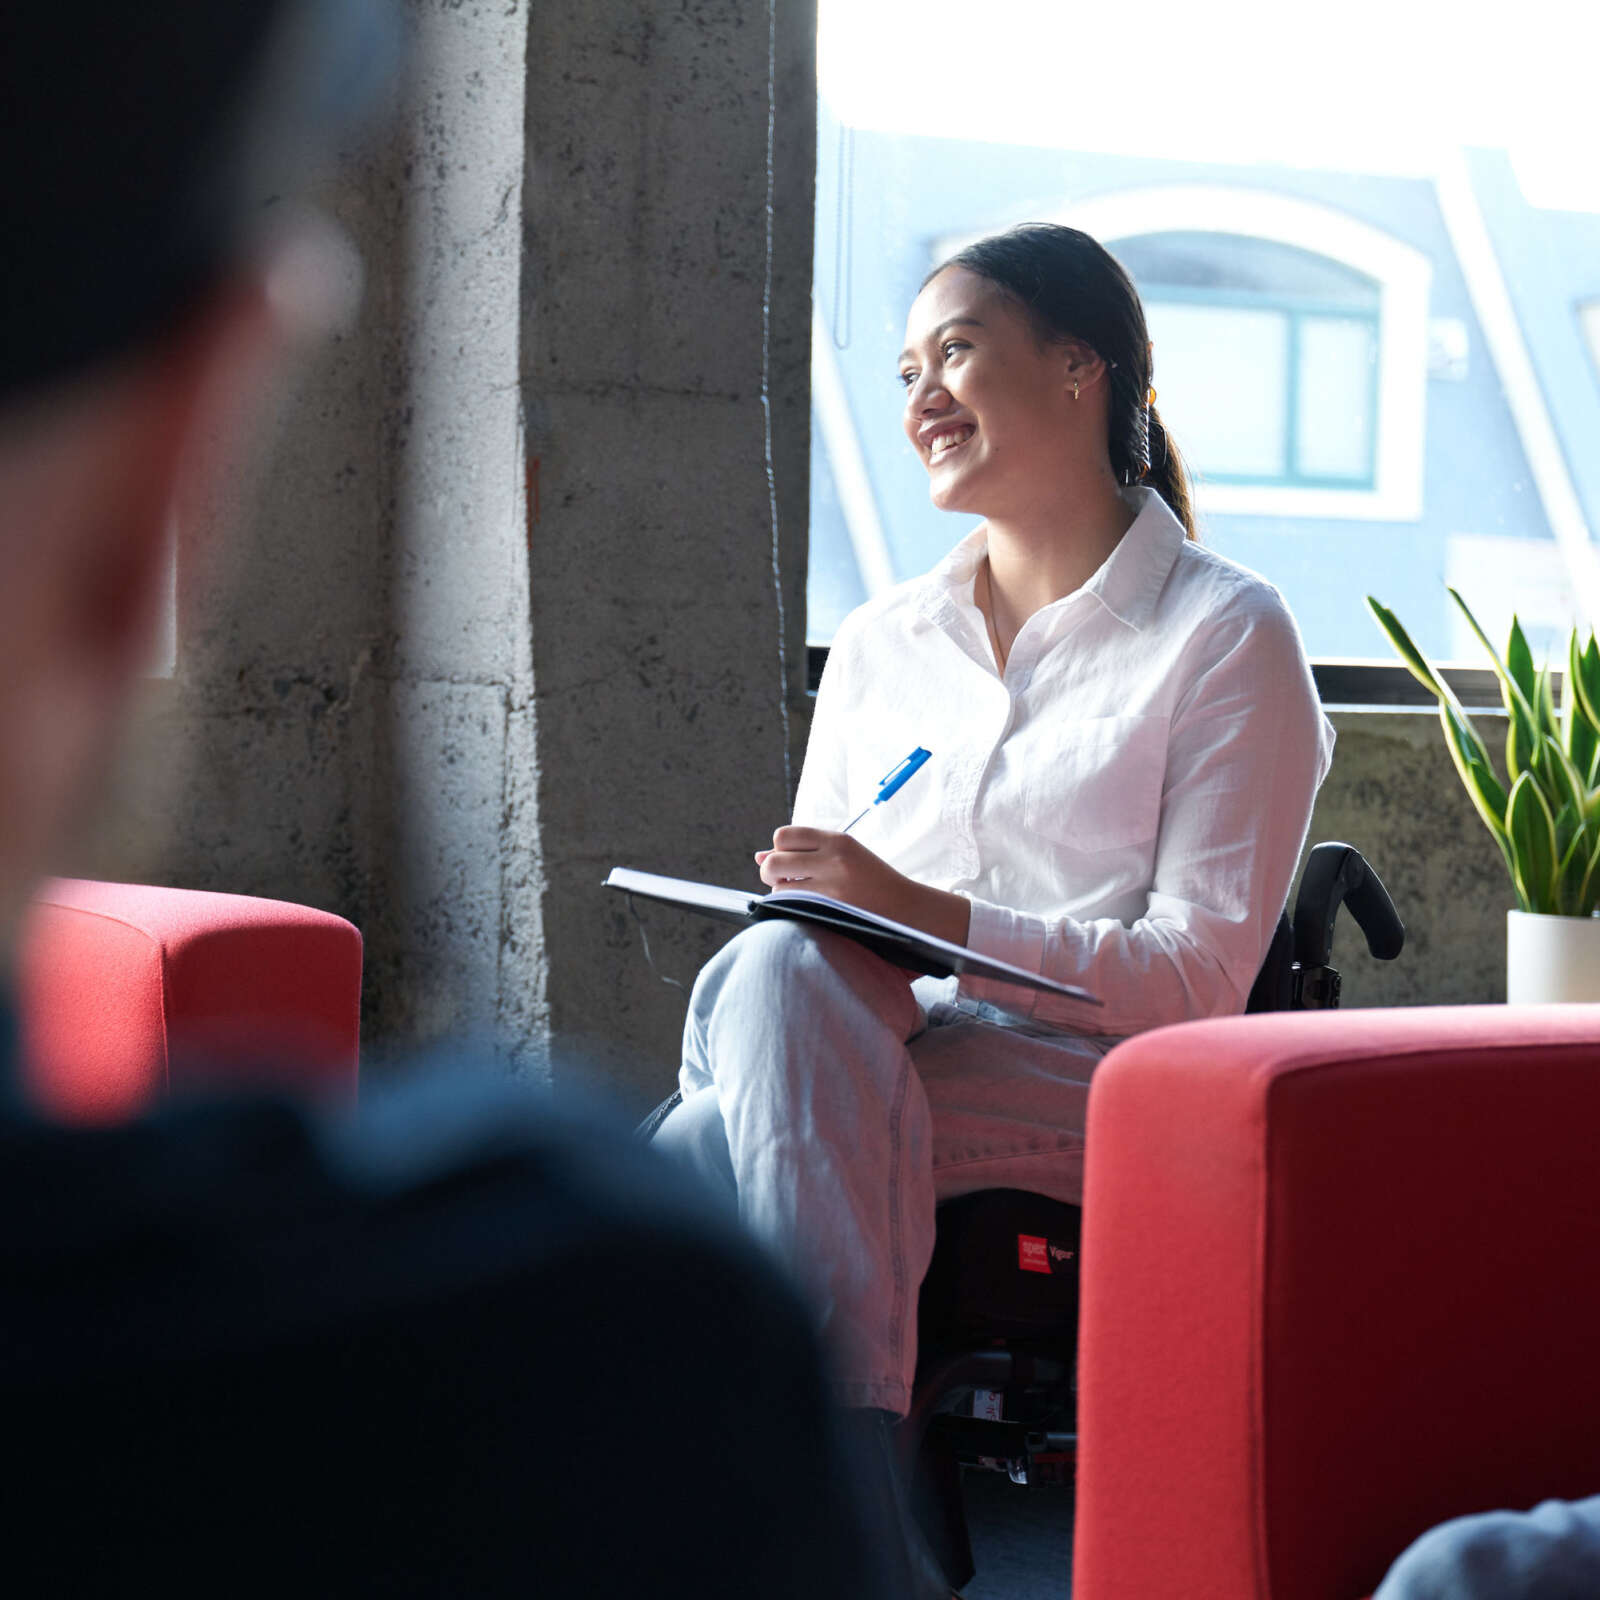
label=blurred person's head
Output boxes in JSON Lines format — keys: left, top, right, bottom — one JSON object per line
{"left": 0, "top": 3, "right": 395, "bottom": 968}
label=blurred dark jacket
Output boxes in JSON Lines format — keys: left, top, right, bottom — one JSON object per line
{"left": 0, "top": 1005, "right": 880, "bottom": 1595}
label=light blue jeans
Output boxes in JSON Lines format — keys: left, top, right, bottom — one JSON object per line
{"left": 653, "top": 920, "right": 1118, "bottom": 1415}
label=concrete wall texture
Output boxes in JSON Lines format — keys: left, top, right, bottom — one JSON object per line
{"left": 68, "top": 0, "right": 1522, "bottom": 1118}
{"left": 1310, "top": 710, "right": 1511, "bottom": 1007}
{"left": 522, "top": 0, "right": 814, "bottom": 1101}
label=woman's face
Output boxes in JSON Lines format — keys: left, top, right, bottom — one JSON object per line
{"left": 899, "top": 266, "right": 1084, "bottom": 517}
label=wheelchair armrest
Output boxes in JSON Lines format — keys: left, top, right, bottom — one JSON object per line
{"left": 1292, "top": 842, "right": 1404, "bottom": 968}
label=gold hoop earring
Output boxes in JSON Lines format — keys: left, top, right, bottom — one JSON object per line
{"left": 1073, "top": 380, "right": 1080, "bottom": 402}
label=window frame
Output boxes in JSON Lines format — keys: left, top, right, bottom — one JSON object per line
{"left": 1141, "top": 283, "right": 1382, "bottom": 491}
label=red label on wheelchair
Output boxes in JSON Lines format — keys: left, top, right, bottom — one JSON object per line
{"left": 1017, "top": 1234, "right": 1051, "bottom": 1273}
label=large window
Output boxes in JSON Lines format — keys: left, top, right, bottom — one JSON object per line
{"left": 810, "top": 0, "right": 1600, "bottom": 673}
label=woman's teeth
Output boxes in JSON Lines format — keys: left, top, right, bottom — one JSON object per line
{"left": 929, "top": 425, "right": 975, "bottom": 460}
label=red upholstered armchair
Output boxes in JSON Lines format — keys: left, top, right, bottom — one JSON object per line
{"left": 17, "top": 879, "right": 362, "bottom": 1122}
{"left": 1074, "top": 1005, "right": 1600, "bottom": 1600}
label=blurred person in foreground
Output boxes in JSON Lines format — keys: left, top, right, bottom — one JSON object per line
{"left": 0, "top": 6, "right": 888, "bottom": 1593}
{"left": 1373, "top": 1497, "right": 1600, "bottom": 1599}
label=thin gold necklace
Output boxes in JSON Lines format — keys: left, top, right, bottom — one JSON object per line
{"left": 977, "top": 558, "right": 1010, "bottom": 674}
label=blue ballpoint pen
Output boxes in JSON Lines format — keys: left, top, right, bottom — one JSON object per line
{"left": 841, "top": 747, "right": 931, "bottom": 834}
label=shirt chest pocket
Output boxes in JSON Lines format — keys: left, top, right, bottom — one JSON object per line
{"left": 1022, "top": 714, "right": 1169, "bottom": 852}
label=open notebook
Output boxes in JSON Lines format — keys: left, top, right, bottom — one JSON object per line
{"left": 605, "top": 867, "right": 1101, "bottom": 1005}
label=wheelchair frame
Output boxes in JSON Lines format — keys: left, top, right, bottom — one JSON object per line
{"left": 904, "top": 842, "right": 1402, "bottom": 1586}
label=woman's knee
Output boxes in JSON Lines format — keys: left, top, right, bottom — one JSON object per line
{"left": 694, "top": 920, "right": 859, "bottom": 1013}
{"left": 694, "top": 921, "right": 921, "bottom": 1043}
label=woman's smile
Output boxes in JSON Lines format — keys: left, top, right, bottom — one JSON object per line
{"left": 925, "top": 423, "right": 976, "bottom": 462}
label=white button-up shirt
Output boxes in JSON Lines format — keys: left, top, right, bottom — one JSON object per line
{"left": 794, "top": 489, "right": 1335, "bottom": 1037}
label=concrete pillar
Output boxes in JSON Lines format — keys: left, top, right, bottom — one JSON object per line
{"left": 377, "top": 0, "right": 541, "bottom": 1070}
{"left": 522, "top": 0, "right": 814, "bottom": 1105}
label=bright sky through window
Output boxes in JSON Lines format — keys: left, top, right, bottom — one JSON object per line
{"left": 818, "top": 0, "right": 1600, "bottom": 214}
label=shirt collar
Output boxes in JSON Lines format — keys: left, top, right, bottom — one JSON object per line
{"left": 1085, "top": 488, "right": 1187, "bottom": 631}
{"left": 913, "top": 488, "right": 1186, "bottom": 633}
{"left": 910, "top": 522, "right": 987, "bottom": 635}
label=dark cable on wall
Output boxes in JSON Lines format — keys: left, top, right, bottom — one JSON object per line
{"left": 626, "top": 894, "right": 689, "bottom": 1003}
{"left": 760, "top": 0, "right": 794, "bottom": 810}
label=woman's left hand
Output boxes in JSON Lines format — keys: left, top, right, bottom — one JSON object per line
{"left": 756, "top": 827, "right": 971, "bottom": 946}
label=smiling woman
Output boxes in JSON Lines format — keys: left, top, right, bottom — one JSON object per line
{"left": 652, "top": 219, "right": 1335, "bottom": 1591}
{"left": 897, "top": 227, "right": 1196, "bottom": 676}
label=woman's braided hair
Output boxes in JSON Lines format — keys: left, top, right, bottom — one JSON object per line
{"left": 929, "top": 223, "right": 1196, "bottom": 540}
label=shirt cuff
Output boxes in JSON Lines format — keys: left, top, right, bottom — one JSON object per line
{"left": 957, "top": 894, "right": 1049, "bottom": 1015}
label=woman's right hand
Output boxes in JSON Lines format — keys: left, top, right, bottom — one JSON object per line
{"left": 756, "top": 827, "right": 970, "bottom": 948}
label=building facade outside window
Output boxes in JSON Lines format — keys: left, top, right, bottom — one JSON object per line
{"left": 809, "top": 0, "right": 1600, "bottom": 675}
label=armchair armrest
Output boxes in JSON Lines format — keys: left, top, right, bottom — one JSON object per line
{"left": 18, "top": 879, "right": 362, "bottom": 1122}
{"left": 1075, "top": 1006, "right": 1600, "bottom": 1600}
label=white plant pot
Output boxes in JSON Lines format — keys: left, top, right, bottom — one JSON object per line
{"left": 1505, "top": 910, "right": 1600, "bottom": 1003}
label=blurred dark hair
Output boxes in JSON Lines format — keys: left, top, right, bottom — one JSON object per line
{"left": 928, "top": 223, "right": 1196, "bottom": 540}
{"left": 0, "top": 1, "right": 398, "bottom": 407}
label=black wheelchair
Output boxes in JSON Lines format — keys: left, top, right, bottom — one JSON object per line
{"left": 641, "top": 841, "right": 1404, "bottom": 1591}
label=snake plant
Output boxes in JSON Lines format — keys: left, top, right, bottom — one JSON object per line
{"left": 1366, "top": 589, "right": 1600, "bottom": 917}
